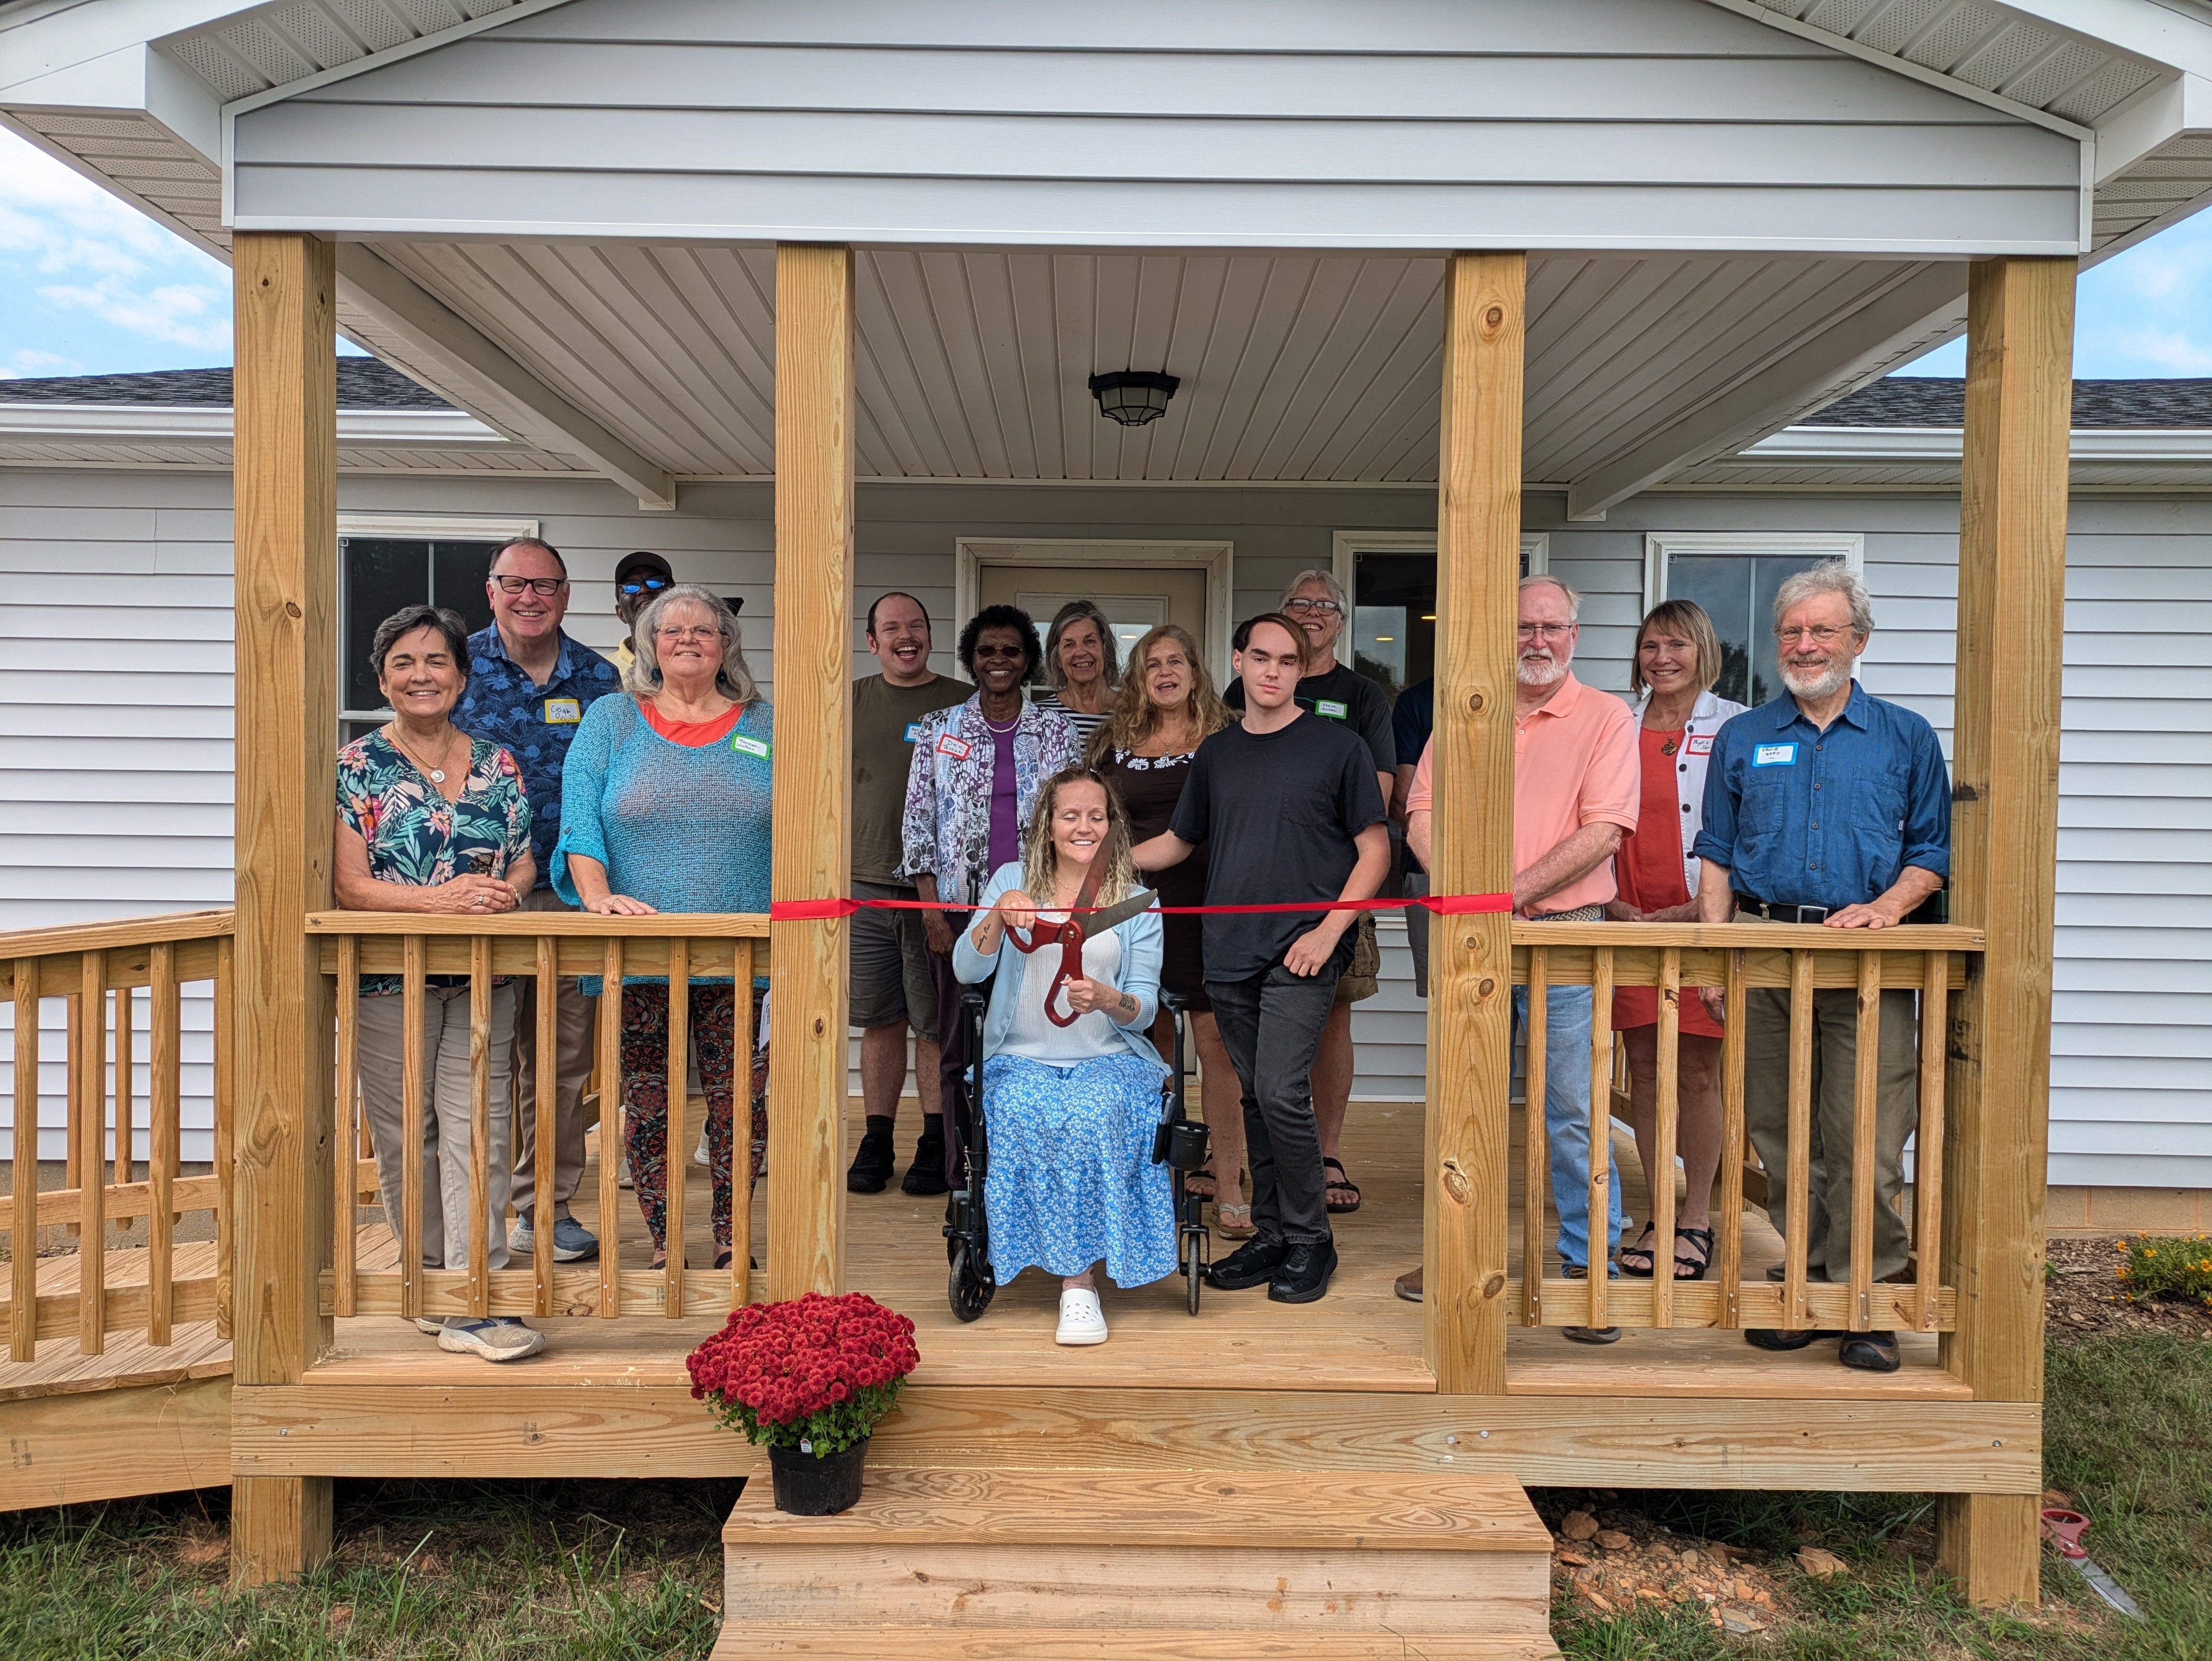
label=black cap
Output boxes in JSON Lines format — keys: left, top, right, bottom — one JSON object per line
{"left": 615, "top": 550, "right": 673, "bottom": 583}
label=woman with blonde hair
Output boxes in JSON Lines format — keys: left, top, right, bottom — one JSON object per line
{"left": 1604, "top": 598, "right": 1746, "bottom": 1281}
{"left": 955, "top": 765, "right": 1174, "bottom": 1346}
{"left": 1090, "top": 625, "right": 1253, "bottom": 1235}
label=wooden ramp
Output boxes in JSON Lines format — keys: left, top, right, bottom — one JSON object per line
{"left": 713, "top": 1467, "right": 1561, "bottom": 1660}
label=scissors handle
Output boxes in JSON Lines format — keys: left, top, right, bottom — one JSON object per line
{"left": 1045, "top": 921, "right": 1088, "bottom": 1027}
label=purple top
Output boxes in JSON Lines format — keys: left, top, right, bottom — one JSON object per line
{"left": 986, "top": 718, "right": 1021, "bottom": 868}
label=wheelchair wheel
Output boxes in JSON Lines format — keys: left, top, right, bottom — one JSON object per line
{"left": 948, "top": 1239, "right": 996, "bottom": 1323}
{"left": 1185, "top": 1240, "right": 1203, "bottom": 1316}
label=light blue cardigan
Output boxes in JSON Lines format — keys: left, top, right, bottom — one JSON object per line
{"left": 952, "top": 862, "right": 1168, "bottom": 1074}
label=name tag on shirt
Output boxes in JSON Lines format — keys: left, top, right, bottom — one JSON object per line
{"left": 1686, "top": 734, "right": 1714, "bottom": 756}
{"left": 936, "top": 734, "right": 972, "bottom": 761}
{"left": 1315, "top": 698, "right": 1349, "bottom": 720}
{"left": 543, "top": 697, "right": 581, "bottom": 724}
{"left": 732, "top": 734, "right": 771, "bottom": 760}
{"left": 903, "top": 722, "right": 925, "bottom": 743}
{"left": 1752, "top": 742, "right": 1798, "bottom": 767}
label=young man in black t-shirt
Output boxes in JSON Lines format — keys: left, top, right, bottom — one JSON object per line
{"left": 1134, "top": 614, "right": 1390, "bottom": 1304}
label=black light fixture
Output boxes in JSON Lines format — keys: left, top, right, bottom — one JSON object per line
{"left": 1088, "top": 369, "right": 1180, "bottom": 427}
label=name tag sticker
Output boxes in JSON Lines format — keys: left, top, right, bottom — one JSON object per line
{"left": 1315, "top": 698, "right": 1349, "bottom": 720}
{"left": 1752, "top": 742, "right": 1799, "bottom": 767}
{"left": 732, "top": 734, "right": 771, "bottom": 760}
{"left": 936, "top": 734, "right": 972, "bottom": 761}
{"left": 1686, "top": 734, "right": 1715, "bottom": 756}
{"left": 903, "top": 722, "right": 925, "bottom": 743}
{"left": 542, "top": 697, "right": 581, "bottom": 725}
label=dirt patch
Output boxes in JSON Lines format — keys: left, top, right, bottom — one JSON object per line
{"left": 1541, "top": 1499, "right": 1791, "bottom": 1635}
{"left": 2045, "top": 1238, "right": 2212, "bottom": 1340}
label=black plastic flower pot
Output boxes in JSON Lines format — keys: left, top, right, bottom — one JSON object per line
{"left": 766, "top": 1435, "right": 870, "bottom": 1516}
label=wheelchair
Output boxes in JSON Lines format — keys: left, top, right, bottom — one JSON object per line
{"left": 943, "top": 984, "right": 1211, "bottom": 1320}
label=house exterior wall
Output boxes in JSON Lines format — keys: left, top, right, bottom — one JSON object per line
{"left": 1, "top": 467, "right": 2201, "bottom": 1192}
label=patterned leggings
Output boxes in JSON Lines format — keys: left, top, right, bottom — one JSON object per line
{"left": 618, "top": 982, "right": 768, "bottom": 1251}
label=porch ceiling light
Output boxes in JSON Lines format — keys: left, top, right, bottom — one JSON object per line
{"left": 1088, "top": 369, "right": 1180, "bottom": 427}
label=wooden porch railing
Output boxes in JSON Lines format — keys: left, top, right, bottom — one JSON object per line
{"left": 1510, "top": 919, "right": 1981, "bottom": 1335}
{"left": 0, "top": 910, "right": 237, "bottom": 1360}
{"left": 307, "top": 913, "right": 771, "bottom": 1325}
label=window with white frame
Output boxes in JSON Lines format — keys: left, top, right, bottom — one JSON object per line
{"left": 1332, "top": 531, "right": 1548, "bottom": 700}
{"left": 1643, "top": 533, "right": 1864, "bottom": 709}
{"left": 338, "top": 516, "right": 538, "bottom": 737}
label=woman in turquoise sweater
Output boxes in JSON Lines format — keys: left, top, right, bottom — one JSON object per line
{"left": 553, "top": 585, "right": 771, "bottom": 1270}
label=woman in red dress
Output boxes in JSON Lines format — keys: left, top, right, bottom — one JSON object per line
{"left": 1604, "top": 600, "right": 1745, "bottom": 1281}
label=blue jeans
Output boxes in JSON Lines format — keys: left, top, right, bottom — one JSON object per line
{"left": 1515, "top": 984, "right": 1625, "bottom": 1272}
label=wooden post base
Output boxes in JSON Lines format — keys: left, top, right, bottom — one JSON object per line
{"left": 1936, "top": 1491, "right": 2040, "bottom": 1609}
{"left": 230, "top": 1473, "right": 333, "bottom": 1586}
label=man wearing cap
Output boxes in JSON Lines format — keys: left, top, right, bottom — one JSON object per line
{"left": 452, "top": 536, "right": 622, "bottom": 1263}
{"left": 611, "top": 551, "right": 674, "bottom": 679}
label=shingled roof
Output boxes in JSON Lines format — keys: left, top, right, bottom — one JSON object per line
{"left": 0, "top": 359, "right": 452, "bottom": 410}
{"left": 1810, "top": 378, "right": 2212, "bottom": 428}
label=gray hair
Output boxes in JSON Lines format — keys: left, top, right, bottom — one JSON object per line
{"left": 1520, "top": 572, "right": 1582, "bottom": 622}
{"left": 626, "top": 583, "right": 759, "bottom": 703}
{"left": 1042, "top": 598, "right": 1120, "bottom": 691}
{"left": 1281, "top": 567, "right": 1350, "bottom": 613}
{"left": 1771, "top": 561, "right": 1873, "bottom": 638}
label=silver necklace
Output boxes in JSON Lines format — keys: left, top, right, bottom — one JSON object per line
{"left": 389, "top": 723, "right": 461, "bottom": 786}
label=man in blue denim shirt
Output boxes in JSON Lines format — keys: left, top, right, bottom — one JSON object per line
{"left": 453, "top": 537, "right": 622, "bottom": 1263}
{"left": 1693, "top": 563, "right": 1948, "bottom": 1375}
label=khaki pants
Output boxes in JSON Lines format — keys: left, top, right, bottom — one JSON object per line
{"left": 509, "top": 887, "right": 598, "bottom": 1225}
{"left": 356, "top": 985, "right": 515, "bottom": 1271}
{"left": 1742, "top": 982, "right": 1919, "bottom": 1286}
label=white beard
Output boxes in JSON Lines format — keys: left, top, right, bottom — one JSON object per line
{"left": 1517, "top": 652, "right": 1567, "bottom": 688}
{"left": 1780, "top": 657, "right": 1852, "bottom": 701}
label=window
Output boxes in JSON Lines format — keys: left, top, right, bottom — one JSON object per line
{"left": 338, "top": 516, "right": 537, "bottom": 738}
{"left": 1334, "top": 531, "right": 1549, "bottom": 700}
{"left": 1643, "top": 533, "right": 1864, "bottom": 708}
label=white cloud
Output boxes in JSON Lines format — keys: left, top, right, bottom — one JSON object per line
{"left": 37, "top": 276, "right": 230, "bottom": 352}
{"left": 0, "top": 346, "right": 83, "bottom": 378}
{"left": 2112, "top": 328, "right": 2212, "bottom": 375}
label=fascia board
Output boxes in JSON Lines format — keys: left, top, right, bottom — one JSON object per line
{"left": 2093, "top": 70, "right": 2212, "bottom": 178}
{"left": 0, "top": 402, "right": 510, "bottom": 446}
{"left": 0, "top": 2, "right": 266, "bottom": 84}
{"left": 0, "top": 37, "right": 219, "bottom": 159}
{"left": 1974, "top": 0, "right": 2212, "bottom": 80}
{"left": 1742, "top": 424, "right": 2212, "bottom": 462}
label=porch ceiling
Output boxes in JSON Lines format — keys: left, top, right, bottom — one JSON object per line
{"left": 348, "top": 242, "right": 1959, "bottom": 494}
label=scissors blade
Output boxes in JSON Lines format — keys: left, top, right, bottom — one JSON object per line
{"left": 1084, "top": 888, "right": 1159, "bottom": 934}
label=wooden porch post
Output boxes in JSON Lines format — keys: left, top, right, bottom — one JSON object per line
{"left": 1424, "top": 252, "right": 1525, "bottom": 1394}
{"left": 229, "top": 232, "right": 339, "bottom": 1582}
{"left": 768, "top": 244, "right": 857, "bottom": 1296}
{"left": 1937, "top": 255, "right": 2075, "bottom": 1607}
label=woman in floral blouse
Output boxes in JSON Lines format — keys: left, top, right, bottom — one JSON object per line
{"left": 334, "top": 605, "right": 542, "bottom": 1364}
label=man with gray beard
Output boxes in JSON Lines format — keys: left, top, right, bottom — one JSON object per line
{"left": 1692, "top": 562, "right": 1950, "bottom": 1374}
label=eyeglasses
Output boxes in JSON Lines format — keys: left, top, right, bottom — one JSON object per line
{"left": 656, "top": 626, "right": 721, "bottom": 643}
{"left": 619, "top": 575, "right": 671, "bottom": 597}
{"left": 492, "top": 575, "right": 567, "bottom": 597}
{"left": 971, "top": 644, "right": 1028, "bottom": 662}
{"left": 1516, "top": 622, "right": 1574, "bottom": 641}
{"left": 1282, "top": 598, "right": 1342, "bottom": 616}
{"left": 1775, "top": 625, "right": 1853, "bottom": 646}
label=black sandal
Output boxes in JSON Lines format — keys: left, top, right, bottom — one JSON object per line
{"left": 1618, "top": 1223, "right": 1659, "bottom": 1278}
{"left": 1184, "top": 1164, "right": 1219, "bottom": 1202}
{"left": 714, "top": 1249, "right": 733, "bottom": 1271}
{"left": 1322, "top": 1157, "right": 1362, "bottom": 1215}
{"left": 1672, "top": 1227, "right": 1715, "bottom": 1282}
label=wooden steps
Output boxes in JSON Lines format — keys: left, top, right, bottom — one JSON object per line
{"left": 714, "top": 1467, "right": 1560, "bottom": 1660}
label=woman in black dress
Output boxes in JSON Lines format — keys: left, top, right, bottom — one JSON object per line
{"left": 1089, "top": 624, "right": 1251, "bottom": 1235}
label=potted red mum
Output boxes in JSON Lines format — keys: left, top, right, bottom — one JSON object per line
{"left": 686, "top": 1291, "right": 919, "bottom": 1515}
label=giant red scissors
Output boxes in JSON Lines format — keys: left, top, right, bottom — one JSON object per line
{"left": 1001, "top": 858, "right": 1159, "bottom": 1027}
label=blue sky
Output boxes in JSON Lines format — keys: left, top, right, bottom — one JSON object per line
{"left": 3, "top": 125, "right": 2210, "bottom": 382}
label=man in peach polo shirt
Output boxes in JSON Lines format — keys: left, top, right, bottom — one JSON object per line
{"left": 1395, "top": 574, "right": 1638, "bottom": 1342}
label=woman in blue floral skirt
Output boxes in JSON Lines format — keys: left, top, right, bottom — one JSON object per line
{"left": 954, "top": 766, "right": 1175, "bottom": 1347}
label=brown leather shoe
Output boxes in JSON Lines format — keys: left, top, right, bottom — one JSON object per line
{"left": 1393, "top": 1266, "right": 1423, "bottom": 1303}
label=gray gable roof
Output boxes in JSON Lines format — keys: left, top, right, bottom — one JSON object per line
{"left": 1811, "top": 378, "right": 2212, "bottom": 429}
{"left": 0, "top": 359, "right": 452, "bottom": 410}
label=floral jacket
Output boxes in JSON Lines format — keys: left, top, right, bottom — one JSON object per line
{"left": 897, "top": 696, "right": 1076, "bottom": 908}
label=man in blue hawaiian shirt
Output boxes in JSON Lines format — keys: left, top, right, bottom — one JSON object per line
{"left": 453, "top": 536, "right": 622, "bottom": 1263}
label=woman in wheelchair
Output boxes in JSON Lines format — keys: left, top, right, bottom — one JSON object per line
{"left": 954, "top": 766, "right": 1176, "bottom": 1346}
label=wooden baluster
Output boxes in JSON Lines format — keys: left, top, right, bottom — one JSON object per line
{"left": 333, "top": 936, "right": 360, "bottom": 1319}
{"left": 114, "top": 986, "right": 134, "bottom": 1188}
{"left": 1782, "top": 950, "right": 1815, "bottom": 1329}
{"left": 733, "top": 948, "right": 755, "bottom": 1309}
{"left": 1915, "top": 951, "right": 1950, "bottom": 1334}
{"left": 1848, "top": 951, "right": 1883, "bottom": 1332}
{"left": 664, "top": 939, "right": 690, "bottom": 1319}
{"left": 78, "top": 952, "right": 107, "bottom": 1353}
{"left": 598, "top": 939, "right": 624, "bottom": 1318}
{"left": 1519, "top": 948, "right": 1548, "bottom": 1327}
{"left": 531, "top": 936, "right": 558, "bottom": 1318}
{"left": 63, "top": 992, "right": 79, "bottom": 1215}
{"left": 1651, "top": 948, "right": 1681, "bottom": 1329}
{"left": 212, "top": 934, "right": 233, "bottom": 1341}
{"left": 149, "top": 943, "right": 180, "bottom": 1346}
{"left": 10, "top": 957, "right": 38, "bottom": 1360}
{"left": 469, "top": 935, "right": 493, "bottom": 1320}
{"left": 1716, "top": 948, "right": 1748, "bottom": 1328}
{"left": 399, "top": 935, "right": 427, "bottom": 1324}
{"left": 1584, "top": 946, "right": 1613, "bottom": 1331}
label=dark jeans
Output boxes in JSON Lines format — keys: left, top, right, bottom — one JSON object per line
{"left": 1206, "top": 962, "right": 1341, "bottom": 1247}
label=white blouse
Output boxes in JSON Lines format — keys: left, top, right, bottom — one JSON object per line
{"left": 996, "top": 919, "right": 1127, "bottom": 1063}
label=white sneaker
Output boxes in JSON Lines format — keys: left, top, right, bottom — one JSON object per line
{"left": 413, "top": 1316, "right": 445, "bottom": 1337}
{"left": 438, "top": 1317, "right": 546, "bottom": 1362}
{"left": 1054, "top": 1287, "right": 1108, "bottom": 1347}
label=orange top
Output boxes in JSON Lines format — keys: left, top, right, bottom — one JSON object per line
{"left": 1406, "top": 672, "right": 1639, "bottom": 914}
{"left": 640, "top": 699, "right": 745, "bottom": 747}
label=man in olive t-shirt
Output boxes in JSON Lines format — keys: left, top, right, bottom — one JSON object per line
{"left": 847, "top": 593, "right": 969, "bottom": 1196}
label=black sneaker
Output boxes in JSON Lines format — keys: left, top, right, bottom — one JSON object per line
{"left": 846, "top": 1125, "right": 896, "bottom": 1194}
{"left": 902, "top": 1130, "right": 949, "bottom": 1196}
{"left": 1206, "top": 1236, "right": 1291, "bottom": 1291}
{"left": 1267, "top": 1240, "right": 1338, "bottom": 1304}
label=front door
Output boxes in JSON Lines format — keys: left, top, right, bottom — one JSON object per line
{"left": 978, "top": 564, "right": 1210, "bottom": 677}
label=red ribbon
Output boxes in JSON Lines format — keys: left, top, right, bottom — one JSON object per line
{"left": 769, "top": 893, "right": 1510, "bottom": 921}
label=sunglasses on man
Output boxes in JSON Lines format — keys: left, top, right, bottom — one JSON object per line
{"left": 619, "top": 575, "right": 673, "bottom": 597}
